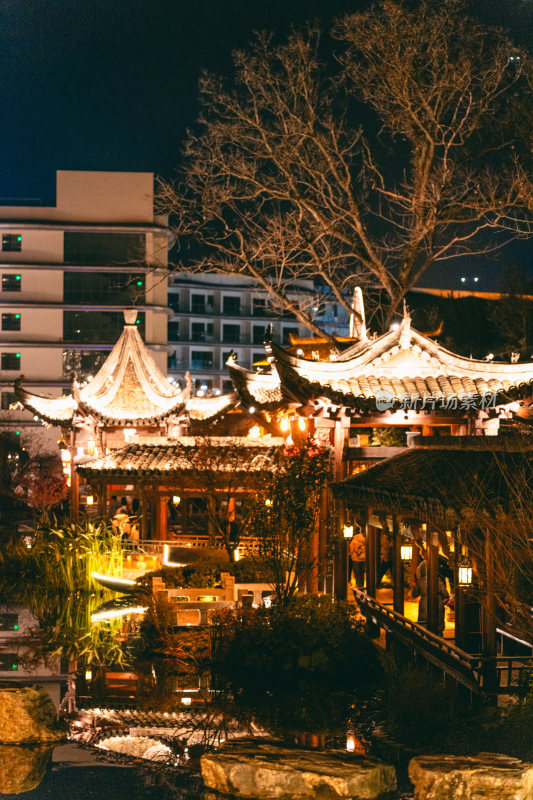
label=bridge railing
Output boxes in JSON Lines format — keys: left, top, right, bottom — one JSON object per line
{"left": 353, "top": 589, "right": 532, "bottom": 696}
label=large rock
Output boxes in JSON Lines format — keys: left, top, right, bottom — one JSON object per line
{"left": 0, "top": 686, "right": 66, "bottom": 744}
{"left": 0, "top": 745, "right": 52, "bottom": 794}
{"left": 201, "top": 737, "right": 396, "bottom": 800}
{"left": 408, "top": 752, "right": 533, "bottom": 800}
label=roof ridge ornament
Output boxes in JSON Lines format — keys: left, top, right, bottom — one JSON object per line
{"left": 349, "top": 287, "right": 367, "bottom": 340}
{"left": 124, "top": 308, "right": 138, "bottom": 326}
{"left": 399, "top": 300, "right": 412, "bottom": 350}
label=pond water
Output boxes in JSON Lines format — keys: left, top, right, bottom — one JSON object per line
{"left": 0, "top": 582, "right": 414, "bottom": 799}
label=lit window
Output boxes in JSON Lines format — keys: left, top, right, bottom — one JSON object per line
{"left": 1, "top": 353, "right": 21, "bottom": 370}
{"left": 1, "top": 274, "right": 21, "bottom": 292}
{"left": 2, "top": 313, "right": 21, "bottom": 331}
{"left": 2, "top": 234, "right": 22, "bottom": 252}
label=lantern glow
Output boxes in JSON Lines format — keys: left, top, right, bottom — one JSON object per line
{"left": 343, "top": 524, "right": 354, "bottom": 539}
{"left": 401, "top": 543, "right": 413, "bottom": 561}
{"left": 86, "top": 495, "right": 94, "bottom": 506}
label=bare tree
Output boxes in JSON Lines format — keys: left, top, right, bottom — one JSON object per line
{"left": 169, "top": 437, "right": 278, "bottom": 562}
{"left": 159, "top": 0, "right": 533, "bottom": 333}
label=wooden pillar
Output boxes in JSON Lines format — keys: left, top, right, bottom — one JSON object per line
{"left": 98, "top": 480, "right": 106, "bottom": 518}
{"left": 427, "top": 529, "right": 440, "bottom": 635}
{"left": 454, "top": 535, "right": 466, "bottom": 650}
{"left": 157, "top": 495, "right": 168, "bottom": 541}
{"left": 139, "top": 484, "right": 148, "bottom": 541}
{"left": 308, "top": 503, "right": 320, "bottom": 595}
{"left": 481, "top": 531, "right": 497, "bottom": 693}
{"left": 366, "top": 517, "right": 378, "bottom": 599}
{"left": 334, "top": 502, "right": 348, "bottom": 599}
{"left": 392, "top": 515, "right": 404, "bottom": 615}
{"left": 69, "top": 465, "right": 79, "bottom": 522}
{"left": 319, "top": 488, "right": 328, "bottom": 593}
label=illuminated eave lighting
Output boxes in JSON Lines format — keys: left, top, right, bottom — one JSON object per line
{"left": 91, "top": 572, "right": 136, "bottom": 586}
{"left": 91, "top": 606, "right": 147, "bottom": 622}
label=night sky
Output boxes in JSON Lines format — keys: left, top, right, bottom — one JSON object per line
{"left": 0, "top": 0, "right": 531, "bottom": 285}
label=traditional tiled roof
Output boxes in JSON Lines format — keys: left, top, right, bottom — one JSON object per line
{"left": 77, "top": 437, "right": 284, "bottom": 477}
{"left": 227, "top": 357, "right": 284, "bottom": 409}
{"left": 232, "top": 313, "right": 533, "bottom": 413}
{"left": 16, "top": 310, "right": 236, "bottom": 427}
{"left": 333, "top": 445, "right": 533, "bottom": 522}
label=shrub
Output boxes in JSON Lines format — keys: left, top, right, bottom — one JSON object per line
{"left": 212, "top": 594, "right": 380, "bottom": 691}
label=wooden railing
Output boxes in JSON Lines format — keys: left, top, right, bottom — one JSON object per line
{"left": 353, "top": 589, "right": 532, "bottom": 696}
{"left": 124, "top": 536, "right": 261, "bottom": 557}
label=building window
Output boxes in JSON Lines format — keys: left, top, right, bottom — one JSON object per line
{"left": 194, "top": 379, "right": 213, "bottom": 396}
{"left": 0, "top": 653, "right": 18, "bottom": 671}
{"left": 253, "top": 325, "right": 267, "bottom": 344}
{"left": 191, "top": 294, "right": 214, "bottom": 314}
{"left": 64, "top": 272, "right": 145, "bottom": 304}
{"left": 1, "top": 392, "right": 17, "bottom": 410}
{"left": 63, "top": 311, "right": 144, "bottom": 343}
{"left": 64, "top": 232, "right": 145, "bottom": 265}
{"left": 253, "top": 298, "right": 270, "bottom": 316}
{"left": 223, "top": 296, "right": 241, "bottom": 315}
{"left": 63, "top": 350, "right": 109, "bottom": 382}
{"left": 168, "top": 321, "right": 180, "bottom": 341}
{"left": 1, "top": 274, "right": 21, "bottom": 292}
{"left": 0, "top": 613, "right": 18, "bottom": 631}
{"left": 1, "top": 353, "right": 21, "bottom": 370}
{"left": 2, "top": 234, "right": 22, "bottom": 252}
{"left": 1, "top": 313, "right": 21, "bottom": 331}
{"left": 191, "top": 322, "right": 213, "bottom": 342}
{"left": 168, "top": 293, "right": 180, "bottom": 312}
{"left": 191, "top": 351, "right": 213, "bottom": 370}
{"left": 283, "top": 326, "right": 299, "bottom": 344}
{"left": 223, "top": 324, "right": 240, "bottom": 344}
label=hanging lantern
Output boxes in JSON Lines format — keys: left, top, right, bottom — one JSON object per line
{"left": 457, "top": 556, "right": 473, "bottom": 587}
{"left": 86, "top": 495, "right": 94, "bottom": 506}
{"left": 280, "top": 417, "right": 290, "bottom": 432}
{"left": 343, "top": 524, "right": 354, "bottom": 539}
{"left": 400, "top": 542, "right": 413, "bottom": 561}
{"left": 297, "top": 417, "right": 306, "bottom": 431}
{"left": 86, "top": 439, "right": 96, "bottom": 455}
{"left": 172, "top": 495, "right": 181, "bottom": 505}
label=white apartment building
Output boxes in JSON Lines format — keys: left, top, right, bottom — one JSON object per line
{"left": 0, "top": 170, "right": 170, "bottom": 447}
{"left": 167, "top": 274, "right": 318, "bottom": 394}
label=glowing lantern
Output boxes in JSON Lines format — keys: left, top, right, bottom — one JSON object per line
{"left": 86, "top": 439, "right": 96, "bottom": 455}
{"left": 60, "top": 450, "right": 71, "bottom": 463}
{"left": 248, "top": 425, "right": 261, "bottom": 438}
{"left": 297, "top": 417, "right": 306, "bottom": 431}
{"left": 233, "top": 549, "right": 240, "bottom": 562}
{"left": 86, "top": 495, "right": 94, "bottom": 506}
{"left": 401, "top": 543, "right": 413, "bottom": 561}
{"left": 265, "top": 498, "right": 272, "bottom": 506}
{"left": 457, "top": 557, "right": 473, "bottom": 587}
{"left": 85, "top": 669, "right": 92, "bottom": 681}
{"left": 172, "top": 495, "right": 181, "bottom": 505}
{"left": 346, "top": 735, "right": 355, "bottom": 752}
{"left": 280, "top": 417, "right": 290, "bottom": 432}
{"left": 343, "top": 524, "right": 354, "bottom": 539}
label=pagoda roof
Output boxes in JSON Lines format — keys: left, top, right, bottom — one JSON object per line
{"left": 333, "top": 444, "right": 533, "bottom": 523}
{"left": 231, "top": 313, "right": 533, "bottom": 413}
{"left": 16, "top": 310, "right": 234, "bottom": 427}
{"left": 77, "top": 437, "right": 284, "bottom": 478}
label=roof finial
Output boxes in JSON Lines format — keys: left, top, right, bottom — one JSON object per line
{"left": 399, "top": 299, "right": 412, "bottom": 349}
{"left": 124, "top": 308, "right": 138, "bottom": 326}
{"left": 350, "top": 287, "right": 367, "bottom": 340}
{"left": 403, "top": 298, "right": 410, "bottom": 319}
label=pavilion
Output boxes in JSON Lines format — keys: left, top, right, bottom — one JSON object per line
{"left": 15, "top": 309, "right": 238, "bottom": 516}
{"left": 333, "top": 443, "right": 533, "bottom": 696}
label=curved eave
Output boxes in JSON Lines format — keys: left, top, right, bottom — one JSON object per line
{"left": 227, "top": 362, "right": 285, "bottom": 410}
{"left": 75, "top": 399, "right": 186, "bottom": 427}
{"left": 14, "top": 381, "right": 74, "bottom": 427}
{"left": 284, "top": 374, "right": 533, "bottom": 412}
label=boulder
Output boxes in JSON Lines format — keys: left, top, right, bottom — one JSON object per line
{"left": 408, "top": 752, "right": 533, "bottom": 800}
{"left": 0, "top": 686, "right": 66, "bottom": 744}
{"left": 0, "top": 745, "right": 53, "bottom": 794}
{"left": 201, "top": 737, "right": 396, "bottom": 800}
